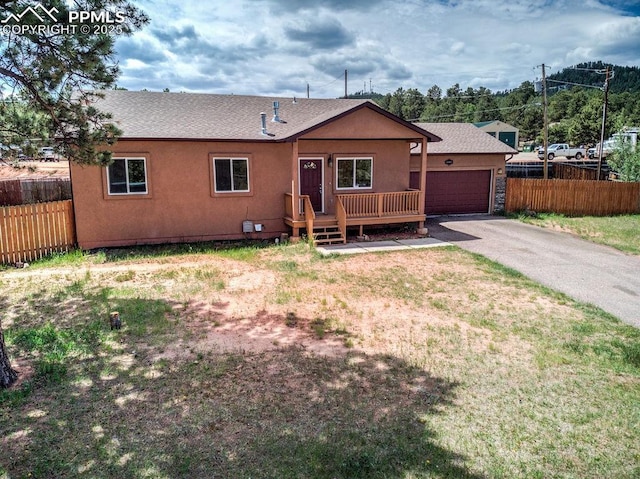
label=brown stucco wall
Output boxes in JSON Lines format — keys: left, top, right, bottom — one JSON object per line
{"left": 303, "top": 107, "right": 424, "bottom": 139}
{"left": 414, "top": 153, "right": 507, "bottom": 175}
{"left": 299, "top": 139, "right": 413, "bottom": 214}
{"left": 72, "top": 138, "right": 419, "bottom": 249}
{"left": 71, "top": 140, "right": 294, "bottom": 249}
{"left": 70, "top": 105, "right": 430, "bottom": 249}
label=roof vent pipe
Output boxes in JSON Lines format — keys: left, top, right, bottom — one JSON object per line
{"left": 272, "top": 101, "right": 281, "bottom": 122}
{"left": 260, "top": 112, "right": 267, "bottom": 135}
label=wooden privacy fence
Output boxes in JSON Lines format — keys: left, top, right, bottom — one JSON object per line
{"left": 0, "top": 200, "right": 76, "bottom": 265}
{"left": 553, "top": 163, "right": 608, "bottom": 181}
{"left": 0, "top": 178, "right": 72, "bottom": 206}
{"left": 505, "top": 178, "right": 640, "bottom": 216}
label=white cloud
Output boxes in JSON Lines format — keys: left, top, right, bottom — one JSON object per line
{"left": 114, "top": 0, "right": 639, "bottom": 96}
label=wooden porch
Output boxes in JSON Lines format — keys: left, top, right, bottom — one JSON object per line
{"left": 284, "top": 190, "right": 425, "bottom": 245}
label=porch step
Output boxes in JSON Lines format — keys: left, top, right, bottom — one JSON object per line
{"left": 314, "top": 216, "right": 338, "bottom": 226}
{"left": 312, "top": 223, "right": 346, "bottom": 245}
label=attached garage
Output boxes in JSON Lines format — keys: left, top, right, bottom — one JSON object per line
{"left": 409, "top": 169, "right": 492, "bottom": 215}
{"left": 411, "top": 123, "right": 518, "bottom": 215}
{"left": 426, "top": 170, "right": 491, "bottom": 214}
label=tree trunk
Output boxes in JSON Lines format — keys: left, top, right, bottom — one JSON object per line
{"left": 0, "top": 326, "right": 18, "bottom": 389}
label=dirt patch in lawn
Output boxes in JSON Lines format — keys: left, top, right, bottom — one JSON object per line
{"left": 4, "top": 246, "right": 543, "bottom": 368}
{"left": 0, "top": 160, "right": 70, "bottom": 179}
{"left": 3, "top": 243, "right": 637, "bottom": 478}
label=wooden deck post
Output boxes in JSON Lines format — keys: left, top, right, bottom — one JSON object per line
{"left": 291, "top": 141, "right": 299, "bottom": 220}
{"left": 417, "top": 138, "right": 428, "bottom": 230}
{"left": 289, "top": 141, "right": 302, "bottom": 241}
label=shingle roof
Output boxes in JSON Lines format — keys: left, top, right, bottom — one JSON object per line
{"left": 414, "top": 122, "right": 518, "bottom": 155}
{"left": 90, "top": 90, "right": 439, "bottom": 142}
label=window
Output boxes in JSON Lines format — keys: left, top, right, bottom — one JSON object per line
{"left": 336, "top": 157, "right": 372, "bottom": 189}
{"left": 214, "top": 158, "right": 249, "bottom": 192}
{"left": 107, "top": 158, "right": 147, "bottom": 195}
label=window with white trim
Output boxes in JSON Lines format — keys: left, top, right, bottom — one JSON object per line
{"left": 107, "top": 157, "right": 148, "bottom": 195}
{"left": 213, "top": 158, "right": 249, "bottom": 192}
{"left": 336, "top": 157, "right": 373, "bottom": 189}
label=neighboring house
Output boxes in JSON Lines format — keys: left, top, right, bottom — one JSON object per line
{"left": 474, "top": 120, "right": 519, "bottom": 150}
{"left": 70, "top": 90, "right": 441, "bottom": 249}
{"left": 410, "top": 123, "right": 517, "bottom": 215}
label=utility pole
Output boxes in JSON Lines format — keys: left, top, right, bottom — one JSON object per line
{"left": 306, "top": 83, "right": 310, "bottom": 99}
{"left": 344, "top": 69, "right": 348, "bottom": 99}
{"left": 542, "top": 64, "right": 549, "bottom": 180}
{"left": 596, "top": 66, "right": 611, "bottom": 181}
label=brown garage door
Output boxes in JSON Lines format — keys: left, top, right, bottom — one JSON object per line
{"left": 425, "top": 170, "right": 491, "bottom": 215}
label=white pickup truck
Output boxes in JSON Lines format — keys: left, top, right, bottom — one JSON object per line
{"left": 537, "top": 143, "right": 586, "bottom": 160}
{"left": 38, "top": 146, "right": 60, "bottom": 162}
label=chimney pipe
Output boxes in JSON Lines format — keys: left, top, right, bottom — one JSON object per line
{"left": 272, "top": 101, "right": 281, "bottom": 122}
{"left": 260, "top": 112, "right": 267, "bottom": 135}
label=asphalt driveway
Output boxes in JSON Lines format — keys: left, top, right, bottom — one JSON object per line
{"left": 426, "top": 215, "right": 640, "bottom": 328}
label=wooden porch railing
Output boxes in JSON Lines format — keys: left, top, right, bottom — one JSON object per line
{"left": 301, "top": 195, "right": 315, "bottom": 242}
{"left": 284, "top": 192, "right": 294, "bottom": 219}
{"left": 336, "top": 190, "right": 421, "bottom": 218}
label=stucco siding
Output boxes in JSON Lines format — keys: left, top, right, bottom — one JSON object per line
{"left": 300, "top": 139, "right": 412, "bottom": 214}
{"left": 303, "top": 108, "right": 425, "bottom": 139}
{"left": 72, "top": 140, "right": 292, "bottom": 249}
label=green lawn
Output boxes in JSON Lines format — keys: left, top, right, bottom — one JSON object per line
{"left": 1, "top": 243, "right": 639, "bottom": 478}
{"left": 519, "top": 213, "right": 640, "bottom": 255}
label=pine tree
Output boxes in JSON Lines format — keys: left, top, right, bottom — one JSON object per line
{"left": 0, "top": 0, "right": 148, "bottom": 389}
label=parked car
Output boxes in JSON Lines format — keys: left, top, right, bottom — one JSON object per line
{"left": 38, "top": 147, "right": 60, "bottom": 162}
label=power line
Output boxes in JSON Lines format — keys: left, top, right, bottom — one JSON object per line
{"left": 567, "top": 66, "right": 608, "bottom": 73}
{"left": 313, "top": 71, "right": 346, "bottom": 89}
{"left": 417, "top": 103, "right": 535, "bottom": 122}
{"left": 546, "top": 78, "right": 604, "bottom": 90}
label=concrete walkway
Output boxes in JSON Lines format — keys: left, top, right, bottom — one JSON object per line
{"left": 316, "top": 237, "right": 450, "bottom": 255}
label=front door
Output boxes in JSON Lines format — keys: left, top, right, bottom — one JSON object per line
{"left": 299, "top": 158, "right": 323, "bottom": 212}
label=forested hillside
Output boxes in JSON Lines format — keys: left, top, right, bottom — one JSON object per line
{"left": 369, "top": 61, "right": 640, "bottom": 146}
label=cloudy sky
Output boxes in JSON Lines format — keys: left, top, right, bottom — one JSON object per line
{"left": 115, "top": 0, "right": 640, "bottom": 97}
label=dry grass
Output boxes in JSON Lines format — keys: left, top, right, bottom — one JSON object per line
{"left": 519, "top": 213, "right": 640, "bottom": 255}
{"left": 1, "top": 242, "right": 639, "bottom": 478}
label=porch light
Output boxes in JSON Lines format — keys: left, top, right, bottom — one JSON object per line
{"left": 445, "top": 159, "right": 453, "bottom": 165}
{"left": 327, "top": 154, "right": 333, "bottom": 167}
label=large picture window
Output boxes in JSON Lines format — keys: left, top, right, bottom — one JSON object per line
{"left": 336, "top": 157, "right": 373, "bottom": 189}
{"left": 107, "top": 158, "right": 147, "bottom": 195}
{"left": 214, "top": 158, "right": 249, "bottom": 192}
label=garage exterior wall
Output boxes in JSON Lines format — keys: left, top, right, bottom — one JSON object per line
{"left": 475, "top": 121, "right": 519, "bottom": 149}
{"left": 411, "top": 152, "right": 507, "bottom": 214}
